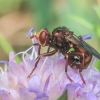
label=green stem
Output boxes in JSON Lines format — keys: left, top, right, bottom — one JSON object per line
{"left": 0, "top": 32, "right": 21, "bottom": 63}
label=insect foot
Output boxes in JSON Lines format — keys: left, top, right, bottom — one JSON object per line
{"left": 66, "top": 72, "right": 74, "bottom": 83}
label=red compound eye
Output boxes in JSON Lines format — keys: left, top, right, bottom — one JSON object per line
{"left": 36, "top": 29, "right": 50, "bottom": 46}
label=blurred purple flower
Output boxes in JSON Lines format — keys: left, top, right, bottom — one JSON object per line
{"left": 0, "top": 34, "right": 100, "bottom": 100}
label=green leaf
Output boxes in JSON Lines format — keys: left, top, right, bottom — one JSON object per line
{"left": 0, "top": 32, "right": 21, "bottom": 63}
{"left": 57, "top": 90, "right": 68, "bottom": 100}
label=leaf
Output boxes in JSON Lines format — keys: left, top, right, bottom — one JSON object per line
{"left": 57, "top": 90, "right": 68, "bottom": 100}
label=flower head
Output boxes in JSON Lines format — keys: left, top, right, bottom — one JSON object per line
{"left": 0, "top": 32, "right": 100, "bottom": 100}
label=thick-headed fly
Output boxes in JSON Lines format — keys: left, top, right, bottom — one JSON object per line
{"left": 27, "top": 26, "right": 100, "bottom": 84}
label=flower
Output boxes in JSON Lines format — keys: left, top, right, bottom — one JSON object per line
{"left": 0, "top": 32, "right": 100, "bottom": 100}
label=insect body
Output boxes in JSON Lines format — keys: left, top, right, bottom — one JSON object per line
{"left": 28, "top": 26, "right": 100, "bottom": 84}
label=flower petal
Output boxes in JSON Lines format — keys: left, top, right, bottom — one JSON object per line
{"left": 9, "top": 88, "right": 20, "bottom": 100}
{"left": 65, "top": 83, "right": 83, "bottom": 100}
{"left": 0, "top": 72, "right": 9, "bottom": 91}
{"left": 42, "top": 67, "right": 55, "bottom": 86}
{"left": 28, "top": 75, "right": 41, "bottom": 95}
{"left": 96, "top": 90, "right": 100, "bottom": 100}
{"left": 35, "top": 92, "right": 49, "bottom": 100}
{"left": 19, "top": 86, "right": 34, "bottom": 100}
{"left": 53, "top": 59, "right": 65, "bottom": 79}
{"left": 47, "top": 80, "right": 60, "bottom": 100}
{"left": 58, "top": 72, "right": 70, "bottom": 93}
{"left": 0, "top": 90, "right": 14, "bottom": 100}
{"left": 80, "top": 92, "right": 97, "bottom": 100}
{"left": 43, "top": 74, "right": 51, "bottom": 93}
{"left": 77, "top": 89, "right": 83, "bottom": 98}
{"left": 9, "top": 51, "right": 15, "bottom": 62}
{"left": 39, "top": 57, "right": 53, "bottom": 75}
{"left": 20, "top": 58, "right": 36, "bottom": 76}
{"left": 18, "top": 75, "right": 28, "bottom": 88}
{"left": 88, "top": 75, "right": 100, "bottom": 93}
{"left": 7, "top": 72, "right": 18, "bottom": 90}
{"left": 53, "top": 52, "right": 62, "bottom": 65}
{"left": 9, "top": 61, "right": 25, "bottom": 77}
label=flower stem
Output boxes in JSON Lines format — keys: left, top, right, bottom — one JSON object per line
{"left": 0, "top": 32, "right": 21, "bottom": 63}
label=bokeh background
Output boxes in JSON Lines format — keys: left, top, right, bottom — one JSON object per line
{"left": 0, "top": 0, "right": 100, "bottom": 69}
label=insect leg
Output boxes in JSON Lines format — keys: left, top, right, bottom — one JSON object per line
{"left": 65, "top": 54, "right": 73, "bottom": 82}
{"left": 47, "top": 46, "right": 50, "bottom": 53}
{"left": 38, "top": 45, "right": 41, "bottom": 55}
{"left": 79, "top": 70, "right": 86, "bottom": 85}
{"left": 27, "top": 55, "right": 41, "bottom": 78}
{"left": 27, "top": 49, "right": 57, "bottom": 78}
{"left": 67, "top": 52, "right": 86, "bottom": 84}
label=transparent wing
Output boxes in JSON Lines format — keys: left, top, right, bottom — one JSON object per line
{"left": 66, "top": 34, "right": 100, "bottom": 59}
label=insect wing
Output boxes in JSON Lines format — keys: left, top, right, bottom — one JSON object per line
{"left": 66, "top": 34, "right": 100, "bottom": 59}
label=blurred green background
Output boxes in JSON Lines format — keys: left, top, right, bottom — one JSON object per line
{"left": 0, "top": 0, "right": 100, "bottom": 69}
